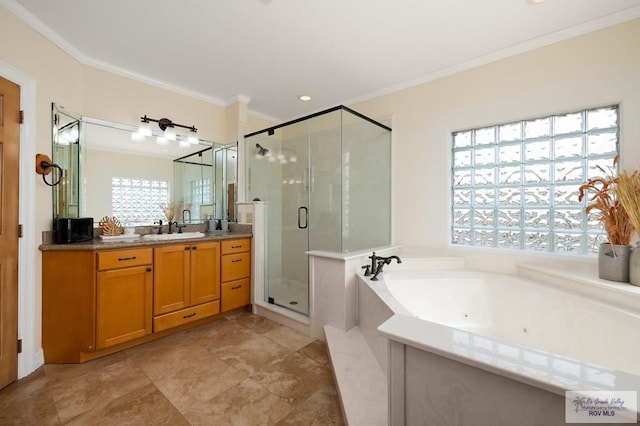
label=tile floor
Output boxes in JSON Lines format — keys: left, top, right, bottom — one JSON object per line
{"left": 0, "top": 311, "right": 345, "bottom": 425}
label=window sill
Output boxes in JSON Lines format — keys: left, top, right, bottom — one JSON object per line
{"left": 516, "top": 263, "right": 640, "bottom": 314}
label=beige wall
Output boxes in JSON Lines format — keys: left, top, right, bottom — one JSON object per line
{"left": 352, "top": 18, "right": 640, "bottom": 271}
{"left": 84, "top": 148, "right": 174, "bottom": 223}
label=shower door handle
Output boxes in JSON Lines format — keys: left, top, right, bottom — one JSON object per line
{"left": 298, "top": 207, "right": 308, "bottom": 229}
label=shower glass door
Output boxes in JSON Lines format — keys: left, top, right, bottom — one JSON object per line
{"left": 246, "top": 120, "right": 312, "bottom": 315}
{"left": 245, "top": 107, "right": 387, "bottom": 317}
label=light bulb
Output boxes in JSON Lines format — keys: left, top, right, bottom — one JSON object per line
{"left": 138, "top": 121, "right": 152, "bottom": 136}
{"left": 164, "top": 126, "right": 176, "bottom": 141}
{"left": 131, "top": 132, "right": 145, "bottom": 142}
{"left": 188, "top": 131, "right": 199, "bottom": 144}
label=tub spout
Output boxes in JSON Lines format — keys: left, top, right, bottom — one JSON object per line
{"left": 370, "top": 255, "right": 402, "bottom": 281}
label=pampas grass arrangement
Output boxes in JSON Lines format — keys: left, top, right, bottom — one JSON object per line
{"left": 615, "top": 170, "right": 640, "bottom": 236}
{"left": 578, "top": 157, "right": 634, "bottom": 246}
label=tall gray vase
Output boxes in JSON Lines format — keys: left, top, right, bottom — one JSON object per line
{"left": 598, "top": 243, "right": 631, "bottom": 282}
{"left": 629, "top": 243, "right": 640, "bottom": 286}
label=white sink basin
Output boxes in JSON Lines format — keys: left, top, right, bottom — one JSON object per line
{"left": 142, "top": 231, "right": 205, "bottom": 241}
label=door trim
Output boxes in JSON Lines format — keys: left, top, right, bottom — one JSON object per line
{"left": 0, "top": 60, "right": 41, "bottom": 378}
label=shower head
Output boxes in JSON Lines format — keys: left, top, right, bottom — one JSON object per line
{"left": 256, "top": 143, "right": 269, "bottom": 156}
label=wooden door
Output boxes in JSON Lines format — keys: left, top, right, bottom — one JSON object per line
{"left": 190, "top": 241, "right": 221, "bottom": 306}
{"left": 0, "top": 77, "right": 20, "bottom": 390}
{"left": 153, "top": 244, "right": 190, "bottom": 315}
{"left": 96, "top": 265, "right": 153, "bottom": 349}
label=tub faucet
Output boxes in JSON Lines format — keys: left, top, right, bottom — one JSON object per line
{"left": 370, "top": 254, "right": 402, "bottom": 281}
{"left": 380, "top": 255, "right": 402, "bottom": 265}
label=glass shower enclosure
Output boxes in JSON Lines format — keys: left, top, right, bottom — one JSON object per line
{"left": 245, "top": 106, "right": 391, "bottom": 316}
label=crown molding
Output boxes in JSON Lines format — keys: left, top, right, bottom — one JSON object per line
{"left": 247, "top": 109, "right": 282, "bottom": 124}
{"left": 225, "top": 94, "right": 251, "bottom": 106}
{"left": 0, "top": 0, "right": 226, "bottom": 107}
{"left": 343, "top": 5, "right": 640, "bottom": 108}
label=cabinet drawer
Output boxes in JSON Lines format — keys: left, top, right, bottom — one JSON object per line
{"left": 221, "top": 252, "right": 251, "bottom": 282}
{"left": 97, "top": 248, "right": 153, "bottom": 271}
{"left": 221, "top": 239, "right": 251, "bottom": 255}
{"left": 221, "top": 278, "right": 251, "bottom": 312}
{"left": 153, "top": 301, "right": 220, "bottom": 333}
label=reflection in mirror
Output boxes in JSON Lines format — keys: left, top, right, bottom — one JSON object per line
{"left": 51, "top": 104, "right": 237, "bottom": 227}
{"left": 51, "top": 103, "right": 81, "bottom": 220}
{"left": 173, "top": 143, "right": 237, "bottom": 223}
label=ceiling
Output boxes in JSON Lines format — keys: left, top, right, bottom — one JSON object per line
{"left": 5, "top": 0, "right": 640, "bottom": 121}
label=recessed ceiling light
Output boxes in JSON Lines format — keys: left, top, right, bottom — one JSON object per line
{"left": 298, "top": 95, "right": 311, "bottom": 102}
{"left": 527, "top": 0, "right": 547, "bottom": 4}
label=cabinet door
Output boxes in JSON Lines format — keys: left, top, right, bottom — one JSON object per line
{"left": 96, "top": 265, "right": 152, "bottom": 349}
{"left": 190, "top": 241, "right": 221, "bottom": 306}
{"left": 154, "top": 244, "right": 190, "bottom": 315}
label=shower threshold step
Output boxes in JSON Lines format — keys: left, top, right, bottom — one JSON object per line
{"left": 324, "top": 325, "right": 387, "bottom": 426}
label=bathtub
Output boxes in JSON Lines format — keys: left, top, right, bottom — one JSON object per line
{"left": 358, "top": 262, "right": 640, "bottom": 425}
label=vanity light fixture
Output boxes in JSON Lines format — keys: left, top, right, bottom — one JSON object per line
{"left": 135, "top": 115, "right": 199, "bottom": 146}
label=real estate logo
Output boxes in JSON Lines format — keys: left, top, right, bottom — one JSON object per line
{"left": 566, "top": 391, "right": 637, "bottom": 423}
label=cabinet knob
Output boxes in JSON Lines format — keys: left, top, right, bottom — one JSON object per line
{"left": 232, "top": 259, "right": 242, "bottom": 263}
{"left": 146, "top": 267, "right": 152, "bottom": 273}
{"left": 231, "top": 285, "right": 242, "bottom": 290}
{"left": 184, "top": 246, "right": 190, "bottom": 250}
{"left": 191, "top": 246, "right": 197, "bottom": 250}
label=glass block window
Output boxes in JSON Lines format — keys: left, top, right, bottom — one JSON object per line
{"left": 112, "top": 177, "right": 169, "bottom": 225}
{"left": 188, "top": 177, "right": 212, "bottom": 220}
{"left": 451, "top": 106, "right": 619, "bottom": 254}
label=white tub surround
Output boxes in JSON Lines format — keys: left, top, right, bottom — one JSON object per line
{"left": 308, "top": 247, "right": 401, "bottom": 339}
{"left": 368, "top": 265, "right": 640, "bottom": 425}
{"left": 324, "top": 325, "right": 387, "bottom": 426}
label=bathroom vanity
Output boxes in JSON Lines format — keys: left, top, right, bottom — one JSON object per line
{"left": 41, "top": 234, "right": 251, "bottom": 363}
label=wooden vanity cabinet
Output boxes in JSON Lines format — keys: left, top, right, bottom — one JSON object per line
{"left": 42, "top": 236, "right": 250, "bottom": 363}
{"left": 153, "top": 241, "right": 221, "bottom": 332}
{"left": 220, "top": 238, "right": 251, "bottom": 312}
{"left": 42, "top": 247, "right": 153, "bottom": 363}
{"left": 96, "top": 248, "right": 153, "bottom": 349}
{"left": 42, "top": 250, "right": 97, "bottom": 363}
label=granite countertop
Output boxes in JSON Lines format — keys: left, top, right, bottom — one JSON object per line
{"left": 39, "top": 232, "right": 253, "bottom": 251}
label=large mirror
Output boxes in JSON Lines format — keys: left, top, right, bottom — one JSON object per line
{"left": 51, "top": 103, "right": 237, "bottom": 226}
